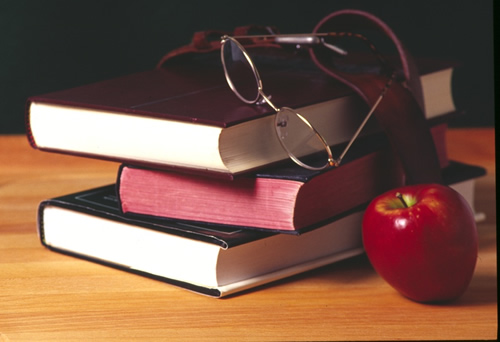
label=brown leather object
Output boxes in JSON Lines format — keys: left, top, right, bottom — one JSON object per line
{"left": 310, "top": 9, "right": 442, "bottom": 184}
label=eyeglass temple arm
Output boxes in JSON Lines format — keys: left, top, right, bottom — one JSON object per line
{"left": 274, "top": 36, "right": 348, "bottom": 55}
{"left": 335, "top": 75, "right": 394, "bottom": 166}
{"left": 231, "top": 34, "right": 348, "bottom": 56}
{"left": 258, "top": 89, "right": 279, "bottom": 112}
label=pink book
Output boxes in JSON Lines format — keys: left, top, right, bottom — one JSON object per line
{"left": 118, "top": 125, "right": 452, "bottom": 233}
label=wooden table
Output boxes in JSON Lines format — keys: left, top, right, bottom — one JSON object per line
{"left": 0, "top": 128, "right": 496, "bottom": 341}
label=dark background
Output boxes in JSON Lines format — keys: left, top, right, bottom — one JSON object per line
{"left": 0, "top": 0, "right": 494, "bottom": 134}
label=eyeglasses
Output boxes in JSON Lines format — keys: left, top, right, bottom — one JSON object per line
{"left": 220, "top": 33, "right": 395, "bottom": 171}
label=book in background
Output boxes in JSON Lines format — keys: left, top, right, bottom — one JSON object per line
{"left": 26, "top": 53, "right": 458, "bottom": 178}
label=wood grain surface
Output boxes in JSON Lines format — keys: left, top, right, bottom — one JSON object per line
{"left": 0, "top": 128, "right": 496, "bottom": 341}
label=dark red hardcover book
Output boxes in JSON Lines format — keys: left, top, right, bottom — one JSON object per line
{"left": 26, "top": 52, "right": 457, "bottom": 178}
{"left": 117, "top": 123, "right": 458, "bottom": 233}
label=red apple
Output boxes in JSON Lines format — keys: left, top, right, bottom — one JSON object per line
{"left": 362, "top": 183, "right": 478, "bottom": 303}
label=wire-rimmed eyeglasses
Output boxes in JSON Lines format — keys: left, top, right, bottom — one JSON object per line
{"left": 220, "top": 33, "right": 395, "bottom": 171}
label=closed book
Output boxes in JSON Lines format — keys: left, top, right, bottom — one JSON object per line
{"left": 38, "top": 185, "right": 366, "bottom": 298}
{"left": 26, "top": 53, "right": 457, "bottom": 178}
{"left": 117, "top": 123, "right": 450, "bottom": 233}
{"left": 38, "top": 162, "right": 484, "bottom": 297}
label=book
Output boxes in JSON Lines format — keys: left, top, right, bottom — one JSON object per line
{"left": 38, "top": 162, "right": 485, "bottom": 298}
{"left": 38, "top": 185, "right": 366, "bottom": 298}
{"left": 117, "top": 123, "right": 450, "bottom": 233}
{"left": 26, "top": 53, "right": 457, "bottom": 178}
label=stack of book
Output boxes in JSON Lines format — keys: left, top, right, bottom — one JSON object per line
{"left": 26, "top": 52, "right": 485, "bottom": 297}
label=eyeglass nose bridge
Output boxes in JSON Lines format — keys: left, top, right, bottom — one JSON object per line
{"left": 255, "top": 94, "right": 270, "bottom": 106}
{"left": 256, "top": 89, "right": 279, "bottom": 112}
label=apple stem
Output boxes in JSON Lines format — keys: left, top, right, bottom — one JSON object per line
{"left": 396, "top": 192, "right": 409, "bottom": 208}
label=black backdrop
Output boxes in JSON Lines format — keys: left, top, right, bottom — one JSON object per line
{"left": 0, "top": 0, "right": 494, "bottom": 133}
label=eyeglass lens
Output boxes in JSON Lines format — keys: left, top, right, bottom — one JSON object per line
{"left": 275, "top": 108, "right": 332, "bottom": 169}
{"left": 221, "top": 38, "right": 260, "bottom": 103}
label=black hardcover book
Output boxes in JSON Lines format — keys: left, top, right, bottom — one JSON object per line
{"left": 37, "top": 185, "right": 366, "bottom": 297}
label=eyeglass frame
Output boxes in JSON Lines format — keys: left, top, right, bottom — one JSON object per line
{"left": 220, "top": 33, "right": 395, "bottom": 171}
